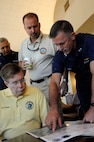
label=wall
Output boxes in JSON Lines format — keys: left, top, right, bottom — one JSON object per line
{"left": 54, "top": 0, "right": 94, "bottom": 32}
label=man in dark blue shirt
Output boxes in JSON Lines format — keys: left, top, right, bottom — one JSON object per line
{"left": 46, "top": 20, "right": 94, "bottom": 131}
{"left": 0, "top": 37, "right": 18, "bottom": 90}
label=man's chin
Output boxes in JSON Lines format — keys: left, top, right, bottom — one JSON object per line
{"left": 4, "top": 53, "right": 10, "bottom": 56}
{"left": 63, "top": 50, "right": 71, "bottom": 54}
{"left": 32, "top": 34, "right": 39, "bottom": 39}
{"left": 19, "top": 89, "right": 25, "bottom": 94}
{"left": 17, "top": 92, "right": 24, "bottom": 97}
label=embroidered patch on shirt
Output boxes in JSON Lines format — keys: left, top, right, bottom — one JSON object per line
{"left": 40, "top": 48, "right": 47, "bottom": 54}
{"left": 25, "top": 101, "right": 33, "bottom": 110}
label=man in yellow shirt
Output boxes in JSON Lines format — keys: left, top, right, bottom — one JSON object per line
{"left": 0, "top": 63, "right": 49, "bottom": 140}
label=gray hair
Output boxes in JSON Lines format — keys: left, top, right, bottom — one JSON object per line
{"left": 0, "top": 37, "right": 8, "bottom": 43}
{"left": 49, "top": 20, "right": 74, "bottom": 38}
{"left": 0, "top": 63, "right": 24, "bottom": 82}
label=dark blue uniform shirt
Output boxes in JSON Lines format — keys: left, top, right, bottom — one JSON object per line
{"left": 52, "top": 33, "right": 94, "bottom": 113}
{"left": 0, "top": 50, "right": 18, "bottom": 90}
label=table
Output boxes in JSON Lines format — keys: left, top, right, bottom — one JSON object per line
{"left": 3, "top": 133, "right": 94, "bottom": 142}
{"left": 3, "top": 121, "right": 94, "bottom": 142}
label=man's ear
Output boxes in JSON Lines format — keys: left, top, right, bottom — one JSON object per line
{"left": 24, "top": 25, "right": 26, "bottom": 30}
{"left": 4, "top": 81, "right": 8, "bottom": 87}
{"left": 38, "top": 22, "right": 41, "bottom": 29}
{"left": 71, "top": 32, "right": 75, "bottom": 40}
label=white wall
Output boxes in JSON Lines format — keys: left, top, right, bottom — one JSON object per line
{"left": 54, "top": 0, "right": 94, "bottom": 32}
{"left": 0, "top": 0, "right": 56, "bottom": 52}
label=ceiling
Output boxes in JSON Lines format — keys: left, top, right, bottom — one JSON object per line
{"left": 0, "top": 0, "right": 57, "bottom": 51}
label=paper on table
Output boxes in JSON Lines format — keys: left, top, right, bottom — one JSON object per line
{"left": 26, "top": 121, "right": 94, "bottom": 142}
{"left": 26, "top": 125, "right": 65, "bottom": 138}
{"left": 26, "top": 127, "right": 53, "bottom": 138}
{"left": 41, "top": 123, "right": 94, "bottom": 142}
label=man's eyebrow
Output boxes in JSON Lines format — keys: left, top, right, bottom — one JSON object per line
{"left": 56, "top": 42, "right": 66, "bottom": 45}
{"left": 27, "top": 26, "right": 32, "bottom": 29}
{"left": 1, "top": 45, "right": 9, "bottom": 49}
{"left": 27, "top": 25, "right": 38, "bottom": 29}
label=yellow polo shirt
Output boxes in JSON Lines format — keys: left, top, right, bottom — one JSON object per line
{"left": 0, "top": 86, "right": 49, "bottom": 139}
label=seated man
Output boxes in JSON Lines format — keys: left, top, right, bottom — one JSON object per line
{"left": 0, "top": 63, "right": 49, "bottom": 140}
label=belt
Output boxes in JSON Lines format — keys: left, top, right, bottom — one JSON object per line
{"left": 30, "top": 74, "right": 52, "bottom": 83}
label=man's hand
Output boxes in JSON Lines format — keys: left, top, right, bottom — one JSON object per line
{"left": 19, "top": 60, "right": 27, "bottom": 71}
{"left": 45, "top": 105, "right": 63, "bottom": 131}
{"left": 21, "top": 60, "right": 28, "bottom": 70}
{"left": 83, "top": 106, "right": 94, "bottom": 123}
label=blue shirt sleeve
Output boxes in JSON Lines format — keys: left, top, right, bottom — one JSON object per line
{"left": 52, "top": 51, "right": 65, "bottom": 74}
{"left": 85, "top": 34, "right": 94, "bottom": 62}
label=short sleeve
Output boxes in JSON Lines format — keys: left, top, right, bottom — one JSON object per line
{"left": 52, "top": 51, "right": 65, "bottom": 74}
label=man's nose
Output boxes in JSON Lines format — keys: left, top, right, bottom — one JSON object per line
{"left": 4, "top": 47, "right": 8, "bottom": 52}
{"left": 58, "top": 45, "right": 64, "bottom": 50}
{"left": 17, "top": 81, "right": 23, "bottom": 87}
{"left": 31, "top": 27, "right": 35, "bottom": 33}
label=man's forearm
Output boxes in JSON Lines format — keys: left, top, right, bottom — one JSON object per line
{"left": 91, "top": 84, "right": 94, "bottom": 104}
{"left": 49, "top": 83, "right": 60, "bottom": 107}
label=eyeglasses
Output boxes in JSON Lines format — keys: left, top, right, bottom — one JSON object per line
{"left": 8, "top": 78, "right": 26, "bottom": 86}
